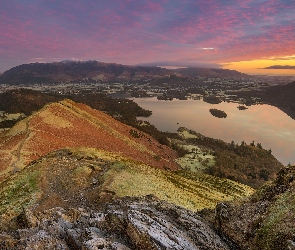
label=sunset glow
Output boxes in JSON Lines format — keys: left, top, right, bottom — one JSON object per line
{"left": 223, "top": 56, "right": 295, "bottom": 75}
{"left": 1, "top": 0, "right": 295, "bottom": 75}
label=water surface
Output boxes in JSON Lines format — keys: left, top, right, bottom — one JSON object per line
{"left": 133, "top": 97, "right": 295, "bottom": 165}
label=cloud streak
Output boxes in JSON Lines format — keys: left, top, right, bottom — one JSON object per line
{"left": 260, "top": 65, "right": 295, "bottom": 70}
{"left": 0, "top": 0, "right": 295, "bottom": 73}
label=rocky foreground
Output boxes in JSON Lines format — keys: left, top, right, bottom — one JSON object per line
{"left": 0, "top": 196, "right": 231, "bottom": 250}
{"left": 1, "top": 165, "right": 295, "bottom": 249}
{"left": 214, "top": 165, "right": 295, "bottom": 250}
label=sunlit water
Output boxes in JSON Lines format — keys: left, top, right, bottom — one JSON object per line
{"left": 133, "top": 97, "right": 295, "bottom": 166}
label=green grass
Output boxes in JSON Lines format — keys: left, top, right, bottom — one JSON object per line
{"left": 0, "top": 147, "right": 254, "bottom": 222}
{"left": 0, "top": 169, "right": 40, "bottom": 217}
{"left": 102, "top": 156, "right": 253, "bottom": 211}
{"left": 176, "top": 145, "right": 215, "bottom": 172}
{"left": 254, "top": 190, "right": 295, "bottom": 249}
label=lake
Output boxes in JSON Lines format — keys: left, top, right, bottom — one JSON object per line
{"left": 133, "top": 97, "right": 295, "bottom": 166}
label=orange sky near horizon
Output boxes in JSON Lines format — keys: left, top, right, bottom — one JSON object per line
{"left": 222, "top": 56, "right": 295, "bottom": 76}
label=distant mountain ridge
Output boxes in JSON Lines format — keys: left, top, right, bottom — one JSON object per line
{"left": 0, "top": 61, "right": 173, "bottom": 84}
{"left": 0, "top": 60, "right": 250, "bottom": 85}
{"left": 174, "top": 67, "right": 250, "bottom": 78}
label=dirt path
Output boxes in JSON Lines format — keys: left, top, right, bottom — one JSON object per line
{"left": 10, "top": 117, "right": 31, "bottom": 173}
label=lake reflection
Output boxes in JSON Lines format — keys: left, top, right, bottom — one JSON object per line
{"left": 133, "top": 97, "right": 295, "bottom": 166}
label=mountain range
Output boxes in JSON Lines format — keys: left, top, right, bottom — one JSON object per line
{"left": 0, "top": 60, "right": 249, "bottom": 85}
{"left": 0, "top": 61, "right": 174, "bottom": 84}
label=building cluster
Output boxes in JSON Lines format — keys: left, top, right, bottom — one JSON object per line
{"left": 0, "top": 75, "right": 289, "bottom": 104}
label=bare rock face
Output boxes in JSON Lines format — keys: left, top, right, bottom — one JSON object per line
{"left": 103, "top": 196, "right": 231, "bottom": 250}
{"left": 215, "top": 165, "right": 295, "bottom": 250}
{"left": 0, "top": 196, "right": 231, "bottom": 249}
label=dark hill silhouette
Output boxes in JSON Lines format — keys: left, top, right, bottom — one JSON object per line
{"left": 0, "top": 61, "right": 250, "bottom": 85}
{"left": 0, "top": 61, "right": 173, "bottom": 84}
{"left": 263, "top": 81, "right": 295, "bottom": 107}
{"left": 174, "top": 67, "right": 249, "bottom": 78}
{"left": 0, "top": 89, "right": 61, "bottom": 115}
{"left": 263, "top": 81, "right": 295, "bottom": 119}
{"left": 228, "top": 81, "right": 295, "bottom": 119}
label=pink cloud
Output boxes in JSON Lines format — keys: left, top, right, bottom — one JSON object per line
{"left": 0, "top": 0, "right": 294, "bottom": 72}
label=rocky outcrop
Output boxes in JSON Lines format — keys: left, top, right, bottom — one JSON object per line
{"left": 0, "top": 196, "right": 231, "bottom": 249}
{"left": 215, "top": 165, "right": 295, "bottom": 250}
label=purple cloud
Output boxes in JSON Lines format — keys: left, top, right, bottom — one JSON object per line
{"left": 0, "top": 0, "right": 295, "bottom": 73}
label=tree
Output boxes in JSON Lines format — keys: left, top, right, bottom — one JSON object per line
{"left": 257, "top": 143, "right": 262, "bottom": 149}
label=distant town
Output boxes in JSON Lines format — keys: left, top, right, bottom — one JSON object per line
{"left": 0, "top": 74, "right": 293, "bottom": 105}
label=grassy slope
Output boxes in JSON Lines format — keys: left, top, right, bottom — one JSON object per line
{"left": 0, "top": 147, "right": 254, "bottom": 224}
{"left": 170, "top": 127, "right": 283, "bottom": 189}
{"left": 104, "top": 159, "right": 253, "bottom": 211}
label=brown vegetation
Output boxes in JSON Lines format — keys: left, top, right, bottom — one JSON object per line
{"left": 0, "top": 99, "right": 179, "bottom": 182}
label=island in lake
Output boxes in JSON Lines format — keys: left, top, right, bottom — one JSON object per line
{"left": 238, "top": 105, "right": 248, "bottom": 110}
{"left": 209, "top": 108, "right": 227, "bottom": 118}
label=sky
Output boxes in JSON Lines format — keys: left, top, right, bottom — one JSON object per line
{"left": 1, "top": 0, "right": 295, "bottom": 75}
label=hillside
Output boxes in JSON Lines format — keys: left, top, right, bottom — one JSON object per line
{"left": 0, "top": 99, "right": 178, "bottom": 182}
{"left": 230, "top": 81, "right": 295, "bottom": 119}
{"left": 0, "top": 147, "right": 253, "bottom": 224}
{"left": 0, "top": 89, "right": 284, "bottom": 189}
{"left": 0, "top": 61, "right": 173, "bottom": 84}
{"left": 0, "top": 88, "right": 152, "bottom": 125}
{"left": 262, "top": 81, "right": 295, "bottom": 118}
{"left": 174, "top": 67, "right": 249, "bottom": 78}
{"left": 0, "top": 147, "right": 293, "bottom": 249}
{"left": 215, "top": 165, "right": 295, "bottom": 249}
{"left": 0, "top": 89, "right": 62, "bottom": 115}
{"left": 170, "top": 128, "right": 283, "bottom": 189}
{"left": 0, "top": 147, "right": 252, "bottom": 249}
